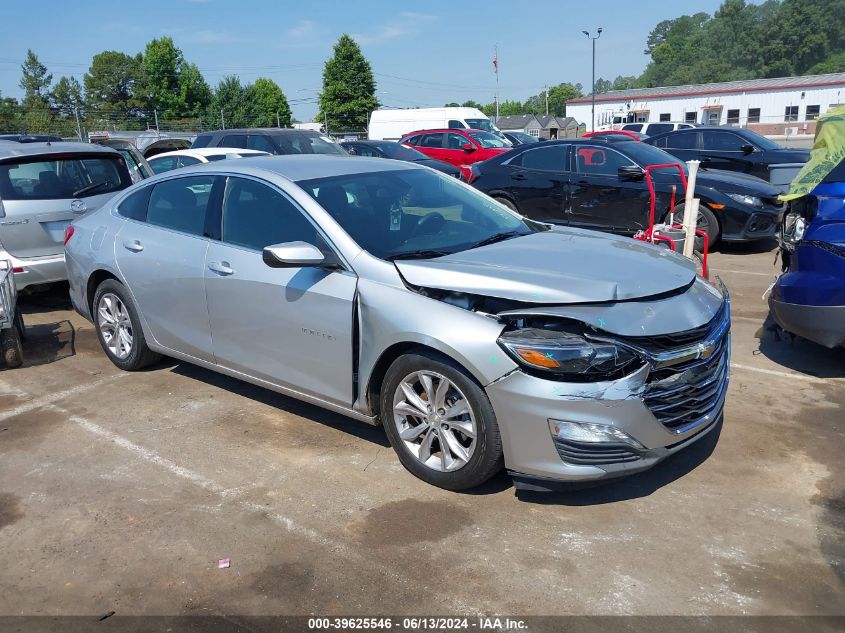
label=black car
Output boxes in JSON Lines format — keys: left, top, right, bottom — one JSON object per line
{"left": 470, "top": 138, "right": 784, "bottom": 246}
{"left": 340, "top": 140, "right": 462, "bottom": 178}
{"left": 502, "top": 131, "right": 540, "bottom": 146}
{"left": 192, "top": 128, "right": 347, "bottom": 156}
{"left": 645, "top": 127, "right": 809, "bottom": 182}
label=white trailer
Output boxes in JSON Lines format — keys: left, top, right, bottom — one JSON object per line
{"left": 368, "top": 107, "right": 499, "bottom": 140}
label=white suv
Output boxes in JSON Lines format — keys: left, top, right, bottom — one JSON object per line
{"left": 622, "top": 122, "right": 697, "bottom": 136}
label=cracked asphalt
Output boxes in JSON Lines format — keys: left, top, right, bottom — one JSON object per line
{"left": 0, "top": 241, "right": 842, "bottom": 622}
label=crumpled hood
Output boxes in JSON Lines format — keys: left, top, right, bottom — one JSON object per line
{"left": 395, "top": 228, "right": 696, "bottom": 304}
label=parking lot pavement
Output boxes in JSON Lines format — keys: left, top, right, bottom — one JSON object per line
{"left": 0, "top": 243, "right": 843, "bottom": 618}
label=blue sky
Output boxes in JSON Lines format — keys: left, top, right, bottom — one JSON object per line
{"left": 0, "top": 0, "right": 729, "bottom": 121}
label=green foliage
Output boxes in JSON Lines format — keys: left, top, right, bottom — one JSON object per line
{"left": 52, "top": 76, "right": 83, "bottom": 118}
{"left": 178, "top": 62, "right": 212, "bottom": 118}
{"left": 444, "top": 102, "right": 460, "bottom": 107}
{"left": 640, "top": 0, "right": 845, "bottom": 86}
{"left": 461, "top": 100, "right": 482, "bottom": 109}
{"left": 142, "top": 36, "right": 184, "bottom": 117}
{"left": 210, "top": 75, "right": 254, "bottom": 129}
{"left": 19, "top": 50, "right": 52, "bottom": 108}
{"left": 318, "top": 34, "right": 378, "bottom": 132}
{"left": 251, "top": 78, "right": 292, "bottom": 127}
{"left": 84, "top": 51, "right": 145, "bottom": 115}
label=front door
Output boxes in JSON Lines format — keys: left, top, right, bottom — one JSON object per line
{"left": 505, "top": 144, "right": 569, "bottom": 223}
{"left": 114, "top": 174, "right": 222, "bottom": 361}
{"left": 700, "top": 130, "right": 758, "bottom": 175}
{"left": 568, "top": 145, "right": 648, "bottom": 233}
{"left": 204, "top": 176, "right": 357, "bottom": 406}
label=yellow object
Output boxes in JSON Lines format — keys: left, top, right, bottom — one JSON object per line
{"left": 514, "top": 348, "right": 560, "bottom": 369}
{"left": 781, "top": 106, "right": 845, "bottom": 202}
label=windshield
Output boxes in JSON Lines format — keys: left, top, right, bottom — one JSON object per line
{"left": 275, "top": 134, "right": 347, "bottom": 155}
{"left": 299, "top": 168, "right": 533, "bottom": 260}
{"left": 465, "top": 118, "right": 495, "bottom": 133}
{"left": 468, "top": 131, "right": 511, "bottom": 149}
{"left": 378, "top": 143, "right": 429, "bottom": 161}
{"left": 622, "top": 142, "right": 687, "bottom": 170}
{"left": 0, "top": 155, "right": 132, "bottom": 200}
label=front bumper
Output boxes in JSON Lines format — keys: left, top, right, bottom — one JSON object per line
{"left": 721, "top": 208, "right": 782, "bottom": 243}
{"left": 7, "top": 253, "right": 67, "bottom": 290}
{"left": 769, "top": 298, "right": 845, "bottom": 348}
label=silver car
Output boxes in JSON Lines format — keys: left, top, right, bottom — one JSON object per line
{"left": 0, "top": 142, "right": 134, "bottom": 290}
{"left": 65, "top": 155, "right": 730, "bottom": 491}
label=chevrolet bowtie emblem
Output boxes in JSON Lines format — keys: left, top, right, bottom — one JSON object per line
{"left": 698, "top": 340, "right": 717, "bottom": 359}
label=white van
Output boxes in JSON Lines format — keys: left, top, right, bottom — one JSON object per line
{"left": 368, "top": 107, "right": 499, "bottom": 140}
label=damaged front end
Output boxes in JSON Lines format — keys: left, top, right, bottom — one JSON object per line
{"left": 771, "top": 183, "right": 845, "bottom": 348}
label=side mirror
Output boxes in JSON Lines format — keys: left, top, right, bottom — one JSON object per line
{"left": 740, "top": 144, "right": 755, "bottom": 155}
{"left": 262, "top": 241, "right": 326, "bottom": 268}
{"left": 618, "top": 165, "right": 645, "bottom": 181}
{"left": 461, "top": 143, "right": 476, "bottom": 152}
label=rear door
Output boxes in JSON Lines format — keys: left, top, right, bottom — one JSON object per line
{"left": 504, "top": 144, "right": 569, "bottom": 223}
{"left": 412, "top": 133, "right": 449, "bottom": 164}
{"left": 657, "top": 130, "right": 699, "bottom": 163}
{"left": 568, "top": 145, "right": 649, "bottom": 233}
{"left": 0, "top": 153, "right": 132, "bottom": 259}
{"left": 114, "top": 174, "right": 223, "bottom": 362}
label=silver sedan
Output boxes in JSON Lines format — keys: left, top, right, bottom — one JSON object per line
{"left": 65, "top": 155, "right": 729, "bottom": 491}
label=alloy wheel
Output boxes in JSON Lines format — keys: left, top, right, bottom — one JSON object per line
{"left": 392, "top": 370, "right": 477, "bottom": 472}
{"left": 97, "top": 293, "right": 133, "bottom": 360}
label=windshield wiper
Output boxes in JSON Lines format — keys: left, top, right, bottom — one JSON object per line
{"left": 72, "top": 181, "right": 110, "bottom": 197}
{"left": 386, "top": 249, "right": 453, "bottom": 261}
{"left": 469, "top": 230, "right": 525, "bottom": 250}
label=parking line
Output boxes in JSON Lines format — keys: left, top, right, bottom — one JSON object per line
{"left": 0, "top": 373, "right": 126, "bottom": 422}
{"left": 711, "top": 269, "right": 775, "bottom": 277}
{"left": 47, "top": 403, "right": 482, "bottom": 616}
{"left": 730, "top": 362, "right": 840, "bottom": 382}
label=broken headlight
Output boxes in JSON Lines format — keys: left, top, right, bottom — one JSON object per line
{"left": 498, "top": 328, "right": 641, "bottom": 381}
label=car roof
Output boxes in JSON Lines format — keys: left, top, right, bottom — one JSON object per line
{"left": 646, "top": 125, "right": 750, "bottom": 141}
{"left": 0, "top": 141, "right": 121, "bottom": 160}
{"left": 152, "top": 148, "right": 270, "bottom": 159}
{"left": 173, "top": 154, "right": 420, "bottom": 182}
{"left": 341, "top": 140, "right": 395, "bottom": 145}
{"left": 401, "top": 128, "right": 489, "bottom": 137}
{"left": 197, "top": 128, "right": 324, "bottom": 136}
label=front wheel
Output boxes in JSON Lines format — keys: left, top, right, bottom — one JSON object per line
{"left": 670, "top": 203, "right": 720, "bottom": 248}
{"left": 380, "top": 351, "right": 503, "bottom": 490}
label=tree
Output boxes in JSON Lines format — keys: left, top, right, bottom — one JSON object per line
{"left": 251, "top": 78, "right": 292, "bottom": 127}
{"left": 444, "top": 102, "right": 460, "bottom": 107}
{"left": 593, "top": 78, "right": 613, "bottom": 94}
{"left": 19, "top": 49, "right": 52, "bottom": 108}
{"left": 318, "top": 35, "right": 378, "bottom": 132}
{"left": 178, "top": 62, "right": 212, "bottom": 118}
{"left": 461, "top": 100, "right": 482, "bottom": 109}
{"left": 0, "top": 92, "right": 21, "bottom": 132}
{"left": 84, "top": 51, "right": 145, "bottom": 118}
{"left": 211, "top": 75, "right": 254, "bottom": 129}
{"left": 142, "top": 36, "right": 184, "bottom": 116}
{"left": 52, "top": 76, "right": 83, "bottom": 118}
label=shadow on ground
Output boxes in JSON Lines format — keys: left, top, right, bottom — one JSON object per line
{"left": 755, "top": 314, "right": 845, "bottom": 378}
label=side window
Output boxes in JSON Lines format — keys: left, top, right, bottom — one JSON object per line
{"left": 177, "top": 155, "right": 202, "bottom": 168}
{"left": 247, "top": 134, "right": 276, "bottom": 153}
{"left": 222, "top": 177, "right": 321, "bottom": 251}
{"left": 147, "top": 175, "right": 217, "bottom": 237}
{"left": 448, "top": 120, "right": 465, "bottom": 129}
{"left": 622, "top": 124, "right": 643, "bottom": 132}
{"left": 192, "top": 135, "right": 213, "bottom": 149}
{"left": 404, "top": 135, "right": 422, "bottom": 146}
{"left": 219, "top": 134, "right": 247, "bottom": 148}
{"left": 352, "top": 145, "right": 377, "bottom": 157}
{"left": 702, "top": 132, "right": 746, "bottom": 151}
{"left": 520, "top": 145, "right": 567, "bottom": 171}
{"left": 645, "top": 123, "right": 673, "bottom": 135}
{"left": 420, "top": 133, "right": 445, "bottom": 148}
{"left": 117, "top": 186, "right": 152, "bottom": 222}
{"left": 651, "top": 137, "right": 668, "bottom": 148}
{"left": 148, "top": 156, "right": 176, "bottom": 174}
{"left": 447, "top": 133, "right": 468, "bottom": 149}
{"left": 575, "top": 146, "right": 635, "bottom": 176}
{"left": 666, "top": 132, "right": 697, "bottom": 149}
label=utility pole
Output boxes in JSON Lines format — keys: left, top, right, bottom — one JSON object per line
{"left": 324, "top": 112, "right": 329, "bottom": 136}
{"left": 493, "top": 44, "right": 499, "bottom": 122}
{"left": 74, "top": 107, "right": 82, "bottom": 141}
{"left": 154, "top": 109, "right": 160, "bottom": 134}
{"left": 545, "top": 85, "right": 549, "bottom": 116}
{"left": 582, "top": 28, "right": 603, "bottom": 132}
{"left": 276, "top": 111, "right": 281, "bottom": 128}
{"left": 221, "top": 109, "right": 225, "bottom": 130}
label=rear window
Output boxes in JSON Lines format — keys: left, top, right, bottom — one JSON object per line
{"left": 192, "top": 134, "right": 213, "bottom": 149}
{"left": 0, "top": 155, "right": 132, "bottom": 200}
{"left": 273, "top": 134, "right": 346, "bottom": 155}
{"left": 645, "top": 123, "right": 673, "bottom": 135}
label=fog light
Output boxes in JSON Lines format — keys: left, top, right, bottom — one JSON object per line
{"left": 548, "top": 419, "right": 644, "bottom": 448}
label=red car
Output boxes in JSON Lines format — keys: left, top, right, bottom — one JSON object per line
{"left": 400, "top": 128, "right": 512, "bottom": 180}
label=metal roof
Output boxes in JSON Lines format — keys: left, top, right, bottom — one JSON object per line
{"left": 494, "top": 115, "right": 540, "bottom": 130}
{"left": 567, "top": 72, "right": 845, "bottom": 104}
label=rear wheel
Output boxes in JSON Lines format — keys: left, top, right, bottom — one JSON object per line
{"left": 93, "top": 279, "right": 160, "bottom": 371}
{"left": 380, "top": 351, "right": 503, "bottom": 490}
{"left": 2, "top": 324, "right": 23, "bottom": 368}
{"left": 671, "top": 203, "right": 720, "bottom": 248}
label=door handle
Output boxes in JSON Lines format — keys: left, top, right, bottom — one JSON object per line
{"left": 122, "top": 240, "right": 143, "bottom": 252}
{"left": 208, "top": 261, "right": 234, "bottom": 276}
{"left": 511, "top": 173, "right": 527, "bottom": 181}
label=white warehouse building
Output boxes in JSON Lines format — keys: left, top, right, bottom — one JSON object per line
{"left": 566, "top": 72, "right": 845, "bottom": 135}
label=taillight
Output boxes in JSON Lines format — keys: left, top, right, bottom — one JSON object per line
{"left": 64, "top": 225, "right": 75, "bottom": 246}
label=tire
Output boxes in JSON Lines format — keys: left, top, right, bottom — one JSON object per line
{"left": 380, "top": 350, "right": 504, "bottom": 491}
{"left": 493, "top": 196, "right": 519, "bottom": 213}
{"left": 671, "top": 203, "right": 720, "bottom": 248}
{"left": 2, "top": 325, "right": 23, "bottom": 368}
{"left": 92, "top": 279, "right": 160, "bottom": 371}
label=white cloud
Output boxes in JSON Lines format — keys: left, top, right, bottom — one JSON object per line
{"left": 352, "top": 12, "right": 438, "bottom": 45}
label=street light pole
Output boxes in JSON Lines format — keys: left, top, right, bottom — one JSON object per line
{"left": 582, "top": 27, "right": 602, "bottom": 132}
